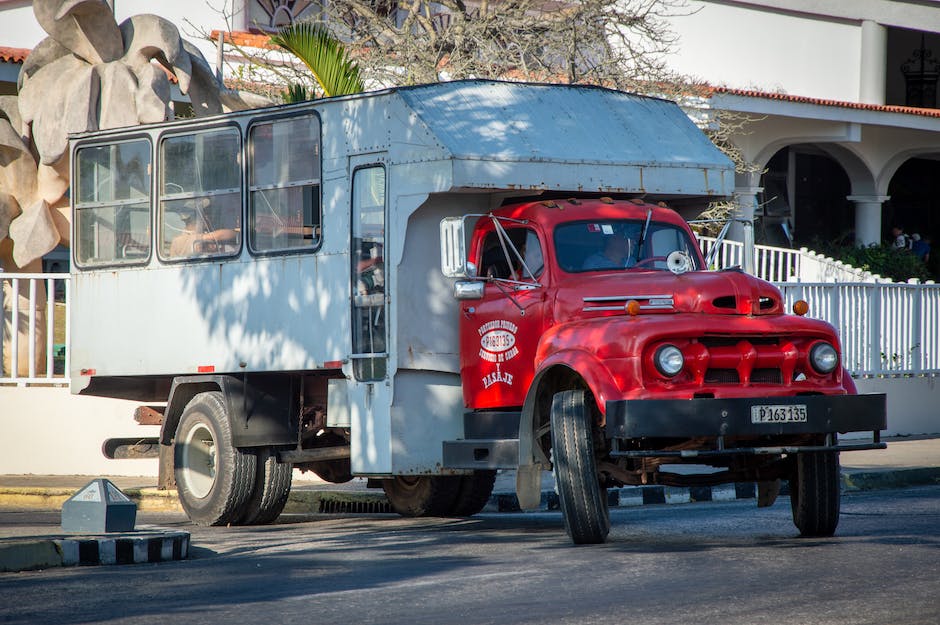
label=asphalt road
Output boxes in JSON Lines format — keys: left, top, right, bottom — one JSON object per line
{"left": 2, "top": 485, "right": 938, "bottom": 625}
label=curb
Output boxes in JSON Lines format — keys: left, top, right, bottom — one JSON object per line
{"left": 841, "top": 467, "right": 940, "bottom": 491}
{"left": 487, "top": 482, "right": 757, "bottom": 513}
{"left": 0, "top": 530, "right": 190, "bottom": 573}
{"left": 0, "top": 486, "right": 184, "bottom": 513}
{"left": 3, "top": 467, "right": 940, "bottom": 516}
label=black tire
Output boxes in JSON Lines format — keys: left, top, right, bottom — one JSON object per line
{"left": 235, "top": 447, "right": 292, "bottom": 525}
{"left": 551, "top": 390, "right": 610, "bottom": 544}
{"left": 450, "top": 470, "right": 497, "bottom": 517}
{"left": 174, "top": 391, "right": 257, "bottom": 526}
{"left": 789, "top": 450, "right": 841, "bottom": 537}
{"left": 382, "top": 475, "right": 460, "bottom": 517}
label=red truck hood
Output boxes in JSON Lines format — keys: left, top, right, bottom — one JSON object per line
{"left": 556, "top": 268, "right": 785, "bottom": 320}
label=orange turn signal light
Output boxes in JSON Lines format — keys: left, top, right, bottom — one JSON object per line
{"left": 792, "top": 300, "right": 809, "bottom": 316}
{"left": 625, "top": 300, "right": 641, "bottom": 316}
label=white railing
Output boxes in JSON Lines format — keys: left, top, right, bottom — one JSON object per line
{"left": 699, "top": 236, "right": 801, "bottom": 282}
{"left": 0, "top": 273, "right": 70, "bottom": 385}
{"left": 698, "top": 236, "right": 893, "bottom": 283}
{"left": 777, "top": 282, "right": 940, "bottom": 376}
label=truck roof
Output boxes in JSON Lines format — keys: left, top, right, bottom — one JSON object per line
{"left": 395, "top": 81, "right": 733, "bottom": 199}
{"left": 489, "top": 197, "right": 689, "bottom": 230}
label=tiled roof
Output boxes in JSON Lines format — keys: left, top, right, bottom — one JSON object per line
{"left": 711, "top": 86, "right": 940, "bottom": 119}
{"left": 210, "top": 30, "right": 276, "bottom": 50}
{"left": 0, "top": 46, "right": 29, "bottom": 64}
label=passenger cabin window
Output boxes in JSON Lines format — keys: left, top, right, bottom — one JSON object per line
{"left": 248, "top": 115, "right": 321, "bottom": 253}
{"left": 351, "top": 166, "right": 386, "bottom": 381}
{"left": 159, "top": 128, "right": 241, "bottom": 260}
{"left": 74, "top": 139, "right": 151, "bottom": 267}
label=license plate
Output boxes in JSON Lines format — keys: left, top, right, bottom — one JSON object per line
{"left": 750, "top": 404, "right": 807, "bottom": 424}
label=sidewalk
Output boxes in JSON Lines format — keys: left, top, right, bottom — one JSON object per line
{"left": 2, "top": 437, "right": 938, "bottom": 573}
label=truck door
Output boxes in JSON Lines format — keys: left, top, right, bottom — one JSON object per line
{"left": 460, "top": 225, "right": 548, "bottom": 409}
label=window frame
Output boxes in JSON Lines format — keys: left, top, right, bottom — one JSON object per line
{"left": 246, "top": 111, "right": 324, "bottom": 257}
{"left": 349, "top": 163, "right": 388, "bottom": 382}
{"left": 553, "top": 219, "right": 701, "bottom": 274}
{"left": 72, "top": 135, "right": 154, "bottom": 270}
{"left": 156, "top": 122, "right": 244, "bottom": 264}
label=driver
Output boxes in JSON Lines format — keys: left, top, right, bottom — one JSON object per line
{"left": 582, "top": 231, "right": 636, "bottom": 270}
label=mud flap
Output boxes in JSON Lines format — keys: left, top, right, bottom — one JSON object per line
{"left": 757, "top": 479, "right": 781, "bottom": 508}
{"left": 516, "top": 463, "right": 543, "bottom": 510}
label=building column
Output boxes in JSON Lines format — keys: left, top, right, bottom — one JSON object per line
{"left": 848, "top": 195, "right": 889, "bottom": 246}
{"left": 731, "top": 185, "right": 761, "bottom": 275}
{"left": 860, "top": 20, "right": 887, "bottom": 105}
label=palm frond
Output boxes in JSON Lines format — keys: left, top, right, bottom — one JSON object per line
{"left": 270, "top": 23, "right": 364, "bottom": 98}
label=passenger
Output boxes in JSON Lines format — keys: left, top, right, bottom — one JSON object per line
{"left": 890, "top": 225, "right": 909, "bottom": 251}
{"left": 169, "top": 200, "right": 238, "bottom": 257}
{"left": 582, "top": 231, "right": 636, "bottom": 270}
{"left": 911, "top": 233, "right": 931, "bottom": 263}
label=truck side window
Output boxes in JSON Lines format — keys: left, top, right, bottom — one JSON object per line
{"left": 351, "top": 166, "right": 387, "bottom": 381}
{"left": 159, "top": 128, "right": 242, "bottom": 260}
{"left": 479, "top": 228, "right": 542, "bottom": 280}
{"left": 74, "top": 139, "right": 151, "bottom": 267}
{"left": 248, "top": 115, "right": 321, "bottom": 253}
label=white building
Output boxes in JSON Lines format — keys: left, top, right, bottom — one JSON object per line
{"left": 663, "top": 0, "right": 940, "bottom": 255}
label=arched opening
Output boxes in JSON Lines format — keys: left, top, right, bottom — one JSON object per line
{"left": 886, "top": 157, "right": 940, "bottom": 274}
{"left": 759, "top": 146, "right": 853, "bottom": 248}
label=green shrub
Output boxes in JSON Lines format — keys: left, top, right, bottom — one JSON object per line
{"left": 810, "top": 239, "right": 932, "bottom": 283}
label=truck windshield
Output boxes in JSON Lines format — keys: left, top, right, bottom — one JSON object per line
{"left": 554, "top": 220, "right": 700, "bottom": 273}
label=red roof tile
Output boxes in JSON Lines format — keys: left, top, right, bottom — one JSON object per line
{"left": 210, "top": 30, "right": 277, "bottom": 50}
{"left": 711, "top": 86, "right": 940, "bottom": 119}
{"left": 0, "top": 46, "right": 29, "bottom": 64}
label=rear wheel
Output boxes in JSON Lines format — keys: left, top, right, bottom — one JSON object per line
{"left": 450, "top": 470, "right": 497, "bottom": 517}
{"left": 174, "top": 391, "right": 256, "bottom": 526}
{"left": 551, "top": 390, "right": 610, "bottom": 544}
{"left": 382, "top": 476, "right": 460, "bottom": 517}
{"left": 789, "top": 450, "right": 841, "bottom": 537}
{"left": 236, "top": 447, "right": 292, "bottom": 525}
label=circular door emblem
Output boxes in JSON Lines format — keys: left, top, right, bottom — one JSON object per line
{"left": 480, "top": 329, "right": 516, "bottom": 353}
{"left": 478, "top": 320, "right": 519, "bottom": 363}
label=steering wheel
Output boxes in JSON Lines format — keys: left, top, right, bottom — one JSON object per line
{"left": 632, "top": 256, "right": 667, "bottom": 268}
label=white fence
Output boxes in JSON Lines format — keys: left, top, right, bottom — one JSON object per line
{"left": 3, "top": 263, "right": 938, "bottom": 383}
{"left": 699, "top": 236, "right": 802, "bottom": 282}
{"left": 698, "top": 236, "right": 896, "bottom": 283}
{"left": 0, "top": 273, "right": 70, "bottom": 384}
{"left": 778, "top": 282, "right": 940, "bottom": 376}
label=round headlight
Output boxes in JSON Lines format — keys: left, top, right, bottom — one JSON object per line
{"left": 654, "top": 344, "right": 684, "bottom": 377}
{"left": 809, "top": 342, "right": 839, "bottom": 374}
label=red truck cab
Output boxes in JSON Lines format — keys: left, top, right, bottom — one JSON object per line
{"left": 443, "top": 196, "right": 886, "bottom": 543}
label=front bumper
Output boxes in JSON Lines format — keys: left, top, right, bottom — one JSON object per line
{"left": 606, "top": 393, "right": 886, "bottom": 454}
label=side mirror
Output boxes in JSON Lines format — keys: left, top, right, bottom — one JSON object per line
{"left": 454, "top": 280, "right": 484, "bottom": 300}
{"left": 440, "top": 217, "right": 473, "bottom": 278}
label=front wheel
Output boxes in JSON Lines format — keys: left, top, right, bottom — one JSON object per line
{"left": 789, "top": 450, "right": 841, "bottom": 537}
{"left": 174, "top": 391, "right": 257, "bottom": 526}
{"left": 551, "top": 390, "right": 610, "bottom": 544}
